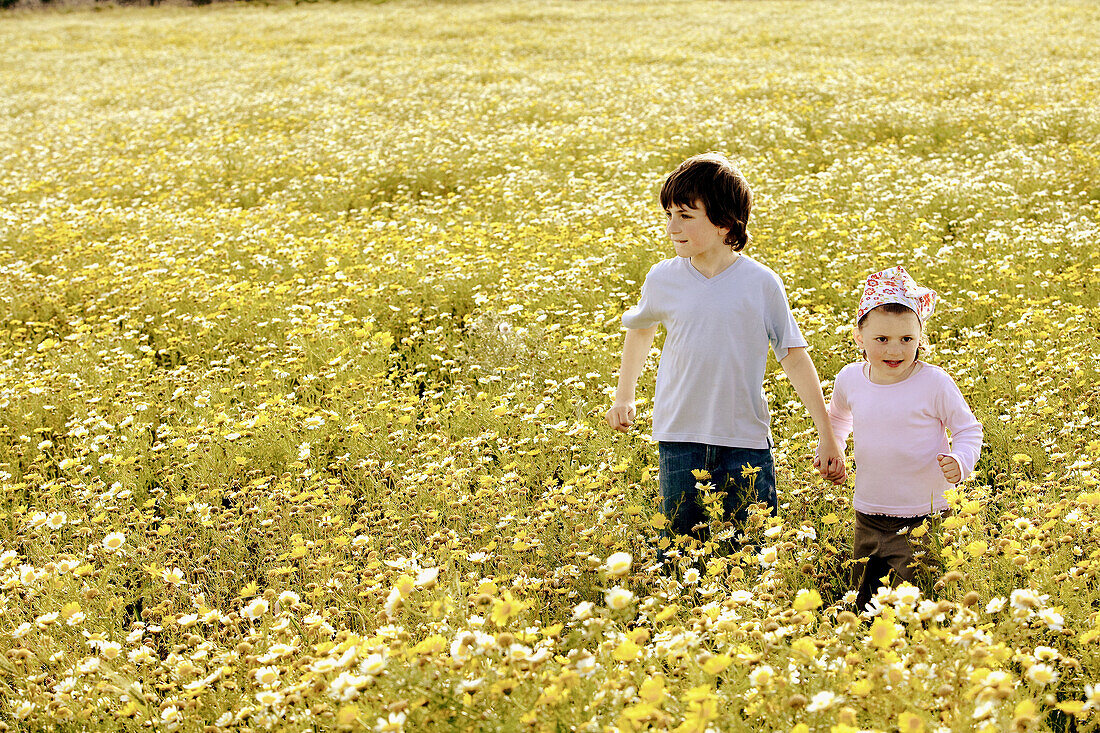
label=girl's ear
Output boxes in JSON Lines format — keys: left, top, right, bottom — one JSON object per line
{"left": 852, "top": 326, "right": 863, "bottom": 349}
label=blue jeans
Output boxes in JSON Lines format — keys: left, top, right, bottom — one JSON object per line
{"left": 658, "top": 442, "right": 778, "bottom": 549}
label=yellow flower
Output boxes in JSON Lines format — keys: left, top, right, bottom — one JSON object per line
{"left": 490, "top": 591, "right": 526, "bottom": 627}
{"left": 966, "top": 540, "right": 988, "bottom": 557}
{"left": 898, "top": 711, "right": 924, "bottom": 733}
{"left": 790, "top": 637, "right": 817, "bottom": 659}
{"left": 870, "top": 617, "right": 898, "bottom": 649}
{"left": 849, "top": 678, "right": 873, "bottom": 697}
{"left": 655, "top": 605, "right": 678, "bottom": 623}
{"left": 1013, "top": 700, "right": 1038, "bottom": 726}
{"left": 413, "top": 634, "right": 447, "bottom": 655}
{"left": 394, "top": 574, "right": 415, "bottom": 597}
{"left": 639, "top": 675, "right": 665, "bottom": 704}
{"left": 613, "top": 638, "right": 641, "bottom": 662}
{"left": 700, "top": 654, "right": 732, "bottom": 675}
{"left": 1055, "top": 701, "right": 1085, "bottom": 716}
{"left": 792, "top": 588, "right": 822, "bottom": 612}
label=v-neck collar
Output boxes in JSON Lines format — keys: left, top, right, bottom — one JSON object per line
{"left": 684, "top": 254, "right": 744, "bottom": 284}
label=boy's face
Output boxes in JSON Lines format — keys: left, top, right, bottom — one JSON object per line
{"left": 854, "top": 308, "right": 922, "bottom": 384}
{"left": 665, "top": 200, "right": 730, "bottom": 260}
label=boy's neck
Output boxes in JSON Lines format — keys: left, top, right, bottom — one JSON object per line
{"left": 690, "top": 250, "right": 740, "bottom": 279}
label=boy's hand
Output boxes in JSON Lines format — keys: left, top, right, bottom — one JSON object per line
{"left": 606, "top": 402, "right": 636, "bottom": 432}
{"left": 937, "top": 454, "right": 961, "bottom": 484}
{"left": 813, "top": 454, "right": 847, "bottom": 485}
{"left": 815, "top": 436, "right": 847, "bottom": 485}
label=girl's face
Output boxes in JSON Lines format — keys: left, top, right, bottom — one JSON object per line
{"left": 855, "top": 307, "right": 922, "bottom": 384}
{"left": 665, "top": 201, "right": 730, "bottom": 262}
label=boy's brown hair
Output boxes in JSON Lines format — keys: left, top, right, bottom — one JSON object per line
{"left": 660, "top": 153, "right": 753, "bottom": 251}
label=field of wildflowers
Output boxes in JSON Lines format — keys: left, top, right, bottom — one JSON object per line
{"left": 2, "top": 0, "right": 1100, "bottom": 730}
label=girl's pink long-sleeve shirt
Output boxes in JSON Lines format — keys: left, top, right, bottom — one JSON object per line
{"left": 827, "top": 361, "right": 983, "bottom": 517}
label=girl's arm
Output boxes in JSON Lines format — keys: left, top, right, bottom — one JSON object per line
{"left": 779, "top": 347, "right": 846, "bottom": 483}
{"left": 936, "top": 374, "right": 984, "bottom": 483}
{"left": 606, "top": 325, "right": 659, "bottom": 432}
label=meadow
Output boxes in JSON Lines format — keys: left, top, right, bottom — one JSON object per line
{"left": 2, "top": 0, "right": 1100, "bottom": 730}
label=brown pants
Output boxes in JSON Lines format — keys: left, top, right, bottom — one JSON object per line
{"left": 852, "top": 511, "right": 941, "bottom": 611}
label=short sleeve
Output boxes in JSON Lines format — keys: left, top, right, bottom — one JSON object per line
{"left": 763, "top": 277, "right": 807, "bottom": 362}
{"left": 620, "top": 266, "right": 661, "bottom": 330}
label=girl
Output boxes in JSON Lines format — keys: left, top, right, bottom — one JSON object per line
{"left": 819, "top": 266, "right": 983, "bottom": 611}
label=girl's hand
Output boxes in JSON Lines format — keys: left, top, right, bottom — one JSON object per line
{"left": 937, "top": 454, "right": 962, "bottom": 484}
{"left": 815, "top": 436, "right": 847, "bottom": 484}
{"left": 813, "top": 454, "right": 847, "bottom": 485}
{"left": 606, "top": 402, "right": 636, "bottom": 432}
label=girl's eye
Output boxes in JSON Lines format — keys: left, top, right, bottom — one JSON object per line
{"left": 875, "top": 336, "right": 887, "bottom": 342}
{"left": 901, "top": 336, "right": 913, "bottom": 342}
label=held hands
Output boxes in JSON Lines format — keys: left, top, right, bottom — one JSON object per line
{"left": 605, "top": 401, "right": 636, "bottom": 432}
{"left": 938, "top": 454, "right": 962, "bottom": 484}
{"left": 813, "top": 436, "right": 847, "bottom": 485}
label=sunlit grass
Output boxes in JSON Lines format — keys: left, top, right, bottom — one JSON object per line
{"left": 1, "top": 0, "right": 1099, "bottom": 730}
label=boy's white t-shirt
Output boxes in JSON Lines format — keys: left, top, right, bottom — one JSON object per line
{"left": 826, "top": 361, "right": 984, "bottom": 516}
{"left": 621, "top": 255, "right": 807, "bottom": 449}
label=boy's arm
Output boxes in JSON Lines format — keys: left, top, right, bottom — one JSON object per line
{"left": 606, "top": 325, "right": 659, "bottom": 432}
{"left": 779, "top": 346, "right": 846, "bottom": 483}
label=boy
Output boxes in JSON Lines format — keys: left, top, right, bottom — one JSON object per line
{"left": 606, "top": 153, "right": 844, "bottom": 550}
